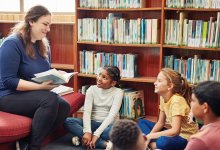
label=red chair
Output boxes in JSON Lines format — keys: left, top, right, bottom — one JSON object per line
{"left": 0, "top": 92, "right": 85, "bottom": 150}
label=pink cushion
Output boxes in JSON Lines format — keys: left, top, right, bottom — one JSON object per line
{"left": 0, "top": 111, "right": 32, "bottom": 143}
{"left": 0, "top": 92, "right": 85, "bottom": 143}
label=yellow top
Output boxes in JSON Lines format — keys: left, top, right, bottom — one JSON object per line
{"left": 159, "top": 94, "right": 198, "bottom": 140}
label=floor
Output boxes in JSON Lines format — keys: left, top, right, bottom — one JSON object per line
{"left": 42, "top": 134, "right": 103, "bottom": 150}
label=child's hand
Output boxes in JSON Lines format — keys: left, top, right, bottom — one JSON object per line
{"left": 145, "top": 135, "right": 150, "bottom": 147}
{"left": 88, "top": 135, "right": 99, "bottom": 149}
{"left": 82, "top": 132, "right": 92, "bottom": 147}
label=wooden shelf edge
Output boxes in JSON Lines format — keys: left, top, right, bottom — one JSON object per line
{"left": 77, "top": 7, "right": 162, "bottom": 11}
{"left": 77, "top": 41, "right": 161, "bottom": 47}
{"left": 164, "top": 7, "right": 220, "bottom": 11}
{"left": 78, "top": 73, "right": 156, "bottom": 83}
{"left": 51, "top": 63, "right": 74, "bottom": 70}
{"left": 163, "top": 45, "right": 220, "bottom": 51}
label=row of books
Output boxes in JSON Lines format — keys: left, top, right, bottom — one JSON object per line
{"left": 79, "top": 0, "right": 145, "bottom": 8}
{"left": 120, "top": 89, "right": 145, "bottom": 119}
{"left": 166, "top": 0, "right": 220, "bottom": 8}
{"left": 80, "top": 50, "right": 138, "bottom": 78}
{"left": 164, "top": 55, "right": 220, "bottom": 84}
{"left": 78, "top": 13, "right": 160, "bottom": 44}
{"left": 165, "top": 12, "right": 220, "bottom": 48}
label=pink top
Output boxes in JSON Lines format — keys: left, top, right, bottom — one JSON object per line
{"left": 185, "top": 120, "right": 220, "bottom": 150}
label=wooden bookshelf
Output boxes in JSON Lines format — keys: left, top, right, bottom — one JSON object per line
{"left": 163, "top": 1, "right": 220, "bottom": 84}
{"left": 74, "top": 0, "right": 162, "bottom": 118}
{"left": 74, "top": 0, "right": 220, "bottom": 119}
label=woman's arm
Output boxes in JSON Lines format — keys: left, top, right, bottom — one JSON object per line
{"left": 147, "top": 115, "right": 182, "bottom": 140}
{"left": 17, "top": 79, "right": 58, "bottom": 91}
{"left": 150, "top": 110, "right": 166, "bottom": 133}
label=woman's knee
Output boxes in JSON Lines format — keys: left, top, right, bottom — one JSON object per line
{"left": 58, "top": 98, "right": 70, "bottom": 114}
{"left": 39, "top": 91, "right": 59, "bottom": 107}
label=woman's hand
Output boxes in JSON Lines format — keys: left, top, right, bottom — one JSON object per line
{"left": 40, "top": 80, "right": 58, "bottom": 90}
{"left": 88, "top": 135, "right": 99, "bottom": 149}
{"left": 82, "top": 132, "right": 92, "bottom": 148}
{"left": 58, "top": 70, "right": 67, "bottom": 75}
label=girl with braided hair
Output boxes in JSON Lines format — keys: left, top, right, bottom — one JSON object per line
{"left": 138, "top": 68, "right": 198, "bottom": 150}
{"left": 64, "top": 66, "right": 123, "bottom": 150}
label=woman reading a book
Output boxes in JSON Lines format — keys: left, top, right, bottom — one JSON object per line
{"left": 0, "top": 5, "right": 70, "bottom": 150}
{"left": 138, "top": 68, "right": 198, "bottom": 150}
{"left": 64, "top": 66, "right": 123, "bottom": 150}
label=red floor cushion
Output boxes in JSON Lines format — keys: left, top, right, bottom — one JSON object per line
{"left": 0, "top": 111, "right": 32, "bottom": 143}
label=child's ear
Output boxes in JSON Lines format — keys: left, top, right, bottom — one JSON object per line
{"left": 111, "top": 81, "right": 117, "bottom": 87}
{"left": 168, "top": 83, "right": 174, "bottom": 91}
{"left": 203, "top": 102, "right": 209, "bottom": 114}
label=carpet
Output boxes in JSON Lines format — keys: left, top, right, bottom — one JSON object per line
{"left": 42, "top": 134, "right": 103, "bottom": 150}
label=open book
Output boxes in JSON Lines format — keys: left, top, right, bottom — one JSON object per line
{"left": 31, "top": 69, "right": 78, "bottom": 84}
{"left": 51, "top": 85, "right": 74, "bottom": 96}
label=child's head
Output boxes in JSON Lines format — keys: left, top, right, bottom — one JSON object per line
{"left": 109, "top": 119, "right": 147, "bottom": 150}
{"left": 191, "top": 81, "right": 220, "bottom": 121}
{"left": 154, "top": 68, "right": 191, "bottom": 104}
{"left": 97, "top": 66, "right": 120, "bottom": 89}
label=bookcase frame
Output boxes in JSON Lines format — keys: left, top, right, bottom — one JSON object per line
{"left": 74, "top": 0, "right": 163, "bottom": 119}
{"left": 74, "top": 0, "right": 220, "bottom": 120}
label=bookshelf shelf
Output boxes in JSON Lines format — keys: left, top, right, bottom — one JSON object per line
{"left": 77, "top": 7, "right": 162, "bottom": 11}
{"left": 164, "top": 8, "right": 220, "bottom": 12}
{"left": 51, "top": 63, "right": 74, "bottom": 70}
{"left": 163, "top": 45, "right": 220, "bottom": 51}
{"left": 77, "top": 41, "right": 161, "bottom": 48}
{"left": 78, "top": 73, "right": 156, "bottom": 83}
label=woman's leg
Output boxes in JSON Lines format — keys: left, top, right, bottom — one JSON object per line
{"left": 50, "top": 96, "right": 70, "bottom": 132}
{"left": 0, "top": 90, "right": 64, "bottom": 150}
{"left": 156, "top": 136, "right": 188, "bottom": 150}
{"left": 137, "top": 119, "right": 156, "bottom": 135}
{"left": 64, "top": 118, "right": 84, "bottom": 138}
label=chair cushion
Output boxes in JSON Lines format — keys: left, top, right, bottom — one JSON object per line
{"left": 0, "top": 111, "right": 32, "bottom": 143}
{"left": 62, "top": 92, "right": 85, "bottom": 114}
{"left": 0, "top": 92, "right": 85, "bottom": 143}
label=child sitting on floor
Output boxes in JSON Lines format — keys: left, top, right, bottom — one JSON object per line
{"left": 185, "top": 81, "right": 220, "bottom": 150}
{"left": 138, "top": 68, "right": 198, "bottom": 150}
{"left": 64, "top": 66, "right": 123, "bottom": 150}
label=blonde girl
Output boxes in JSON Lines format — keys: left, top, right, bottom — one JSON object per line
{"left": 138, "top": 68, "right": 198, "bottom": 150}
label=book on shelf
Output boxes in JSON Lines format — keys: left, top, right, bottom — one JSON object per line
{"left": 51, "top": 85, "right": 73, "bottom": 96}
{"left": 120, "top": 89, "right": 145, "bottom": 119}
{"left": 31, "top": 69, "right": 78, "bottom": 84}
